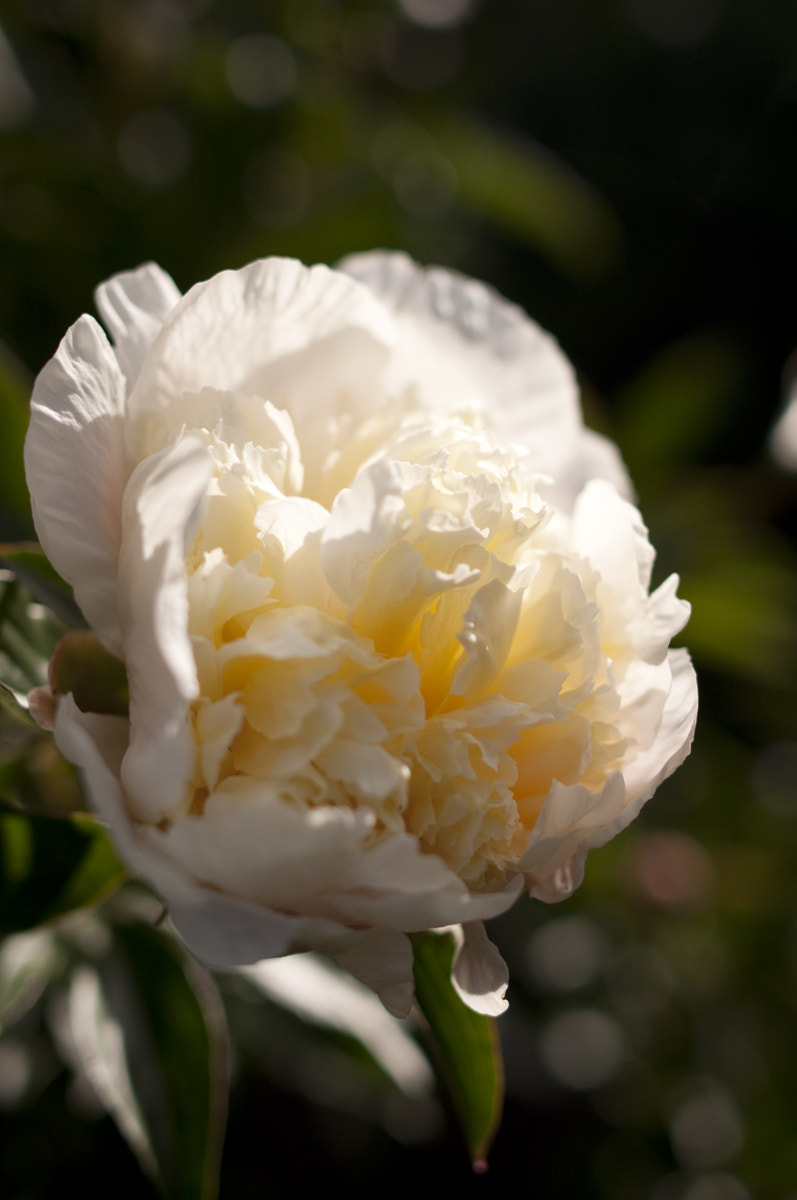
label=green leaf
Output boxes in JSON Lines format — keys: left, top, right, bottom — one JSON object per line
{"left": 433, "top": 116, "right": 622, "bottom": 280}
{"left": 0, "top": 541, "right": 80, "bottom": 626}
{"left": 0, "top": 802, "right": 126, "bottom": 934}
{"left": 0, "top": 570, "right": 65, "bottom": 701}
{"left": 67, "top": 922, "right": 229, "bottom": 1200}
{"left": 412, "top": 931, "right": 504, "bottom": 1169}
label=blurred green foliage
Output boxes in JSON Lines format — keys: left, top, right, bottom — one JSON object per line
{"left": 1, "top": 1, "right": 796, "bottom": 1198}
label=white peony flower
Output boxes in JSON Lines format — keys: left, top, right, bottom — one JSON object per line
{"left": 24, "top": 252, "right": 697, "bottom": 1017}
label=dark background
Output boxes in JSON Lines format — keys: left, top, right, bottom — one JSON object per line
{"left": 1, "top": 2, "right": 796, "bottom": 1197}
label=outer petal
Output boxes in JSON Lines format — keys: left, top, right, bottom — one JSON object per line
{"left": 118, "top": 437, "right": 213, "bottom": 821}
{"left": 94, "top": 262, "right": 181, "bottom": 389}
{"left": 166, "top": 890, "right": 351, "bottom": 969}
{"left": 128, "top": 257, "right": 396, "bottom": 428}
{"left": 53, "top": 696, "right": 363, "bottom": 971}
{"left": 619, "top": 647, "right": 699, "bottom": 806}
{"left": 328, "top": 928, "right": 416, "bottom": 1018}
{"left": 339, "top": 250, "right": 632, "bottom": 509}
{"left": 53, "top": 696, "right": 197, "bottom": 905}
{"left": 318, "top": 833, "right": 525, "bottom": 930}
{"left": 152, "top": 790, "right": 524, "bottom": 934}
{"left": 24, "top": 315, "right": 127, "bottom": 654}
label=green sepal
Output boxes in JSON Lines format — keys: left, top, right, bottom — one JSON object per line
{"left": 49, "top": 630, "right": 129, "bottom": 717}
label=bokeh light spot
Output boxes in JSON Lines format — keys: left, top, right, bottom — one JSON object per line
{"left": 226, "top": 34, "right": 297, "bottom": 109}
{"left": 117, "top": 109, "right": 191, "bottom": 188}
{"left": 525, "top": 916, "right": 608, "bottom": 993}
{"left": 668, "top": 1079, "right": 744, "bottom": 1169}
{"left": 540, "top": 1009, "right": 626, "bottom": 1090}
{"left": 398, "top": 0, "right": 474, "bottom": 30}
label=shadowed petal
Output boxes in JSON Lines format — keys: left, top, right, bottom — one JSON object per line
{"left": 118, "top": 437, "right": 213, "bottom": 821}
{"left": 25, "top": 315, "right": 127, "bottom": 653}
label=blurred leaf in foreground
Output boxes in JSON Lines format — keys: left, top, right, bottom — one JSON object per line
{"left": 0, "top": 541, "right": 80, "bottom": 627}
{"left": 412, "top": 931, "right": 504, "bottom": 1170}
{"left": 433, "top": 116, "right": 622, "bottom": 280}
{"left": 64, "top": 921, "right": 228, "bottom": 1200}
{"left": 0, "top": 566, "right": 65, "bottom": 704}
{"left": 0, "top": 802, "right": 125, "bottom": 936}
{"left": 0, "top": 926, "right": 65, "bottom": 1036}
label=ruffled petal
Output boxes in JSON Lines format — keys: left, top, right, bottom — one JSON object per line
{"left": 118, "top": 437, "right": 213, "bottom": 821}
{"left": 95, "top": 262, "right": 181, "bottom": 388}
{"left": 24, "top": 315, "right": 127, "bottom": 653}
{"left": 523, "top": 650, "right": 698, "bottom": 896}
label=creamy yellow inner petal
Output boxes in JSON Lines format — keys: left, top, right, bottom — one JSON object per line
{"left": 173, "top": 394, "right": 638, "bottom": 890}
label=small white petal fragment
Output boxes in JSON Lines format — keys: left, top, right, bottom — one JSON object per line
{"left": 449, "top": 921, "right": 510, "bottom": 1016}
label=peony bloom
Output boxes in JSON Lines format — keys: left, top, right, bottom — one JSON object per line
{"left": 24, "top": 253, "right": 697, "bottom": 1016}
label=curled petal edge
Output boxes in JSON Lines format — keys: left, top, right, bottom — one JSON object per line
{"left": 447, "top": 921, "right": 509, "bottom": 1017}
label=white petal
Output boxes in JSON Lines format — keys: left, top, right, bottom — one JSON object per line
{"left": 24, "top": 315, "right": 127, "bottom": 653}
{"left": 167, "top": 891, "right": 329, "bottom": 967}
{"left": 453, "top": 576, "right": 524, "bottom": 700}
{"left": 770, "top": 385, "right": 797, "bottom": 470}
{"left": 620, "top": 648, "right": 699, "bottom": 806}
{"left": 255, "top": 496, "right": 333, "bottom": 609}
{"left": 321, "top": 458, "right": 409, "bottom": 607}
{"left": 151, "top": 790, "right": 375, "bottom": 912}
{"left": 118, "top": 438, "right": 213, "bottom": 821}
{"left": 326, "top": 835, "right": 525, "bottom": 930}
{"left": 556, "top": 426, "right": 633, "bottom": 507}
{"left": 129, "top": 257, "right": 395, "bottom": 430}
{"left": 48, "top": 728, "right": 363, "bottom": 972}
{"left": 53, "top": 695, "right": 198, "bottom": 905}
{"left": 523, "top": 651, "right": 698, "bottom": 896}
{"left": 527, "top": 850, "right": 587, "bottom": 903}
{"left": 520, "top": 773, "right": 627, "bottom": 886}
{"left": 572, "top": 479, "right": 654, "bottom": 615}
{"left": 94, "top": 263, "right": 181, "bottom": 388}
{"left": 329, "top": 928, "right": 416, "bottom": 1019}
{"left": 339, "top": 251, "right": 628, "bottom": 509}
{"left": 449, "top": 921, "right": 509, "bottom": 1016}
